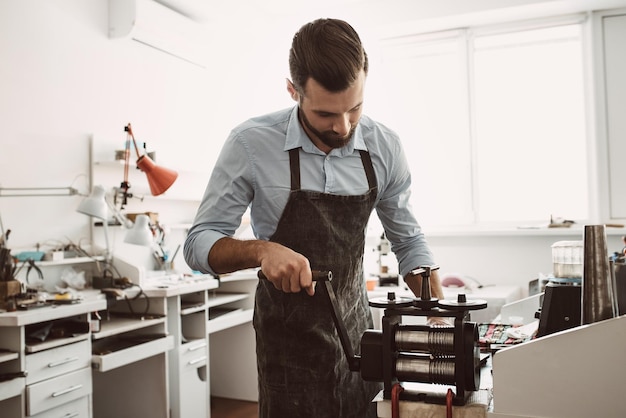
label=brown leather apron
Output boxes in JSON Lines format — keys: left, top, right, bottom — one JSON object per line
{"left": 254, "top": 147, "right": 381, "bottom": 417}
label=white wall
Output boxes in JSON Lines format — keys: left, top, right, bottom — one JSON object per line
{"left": 1, "top": 0, "right": 625, "bottom": 291}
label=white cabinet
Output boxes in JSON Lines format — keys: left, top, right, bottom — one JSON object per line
{"left": 0, "top": 327, "right": 24, "bottom": 418}
{"left": 162, "top": 283, "right": 214, "bottom": 418}
{"left": 208, "top": 271, "right": 258, "bottom": 402}
{"left": 0, "top": 298, "right": 105, "bottom": 418}
{"left": 91, "top": 290, "right": 173, "bottom": 418}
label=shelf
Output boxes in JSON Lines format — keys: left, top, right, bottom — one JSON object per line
{"left": 207, "top": 308, "right": 253, "bottom": 334}
{"left": 25, "top": 333, "right": 89, "bottom": 354}
{"left": 422, "top": 225, "right": 626, "bottom": 238}
{"left": 34, "top": 256, "right": 104, "bottom": 267}
{"left": 0, "top": 377, "right": 24, "bottom": 402}
{"left": 0, "top": 350, "right": 18, "bottom": 364}
{"left": 180, "top": 302, "right": 207, "bottom": 316}
{"left": 92, "top": 335, "right": 174, "bottom": 372}
{"left": 91, "top": 315, "right": 165, "bottom": 340}
{"left": 207, "top": 292, "right": 248, "bottom": 308}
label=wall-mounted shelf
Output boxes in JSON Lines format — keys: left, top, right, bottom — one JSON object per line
{"left": 34, "top": 256, "right": 105, "bottom": 267}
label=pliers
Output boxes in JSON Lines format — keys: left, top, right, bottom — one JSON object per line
{"left": 25, "top": 258, "right": 44, "bottom": 285}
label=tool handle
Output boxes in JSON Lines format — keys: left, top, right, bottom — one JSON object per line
{"left": 257, "top": 270, "right": 332, "bottom": 282}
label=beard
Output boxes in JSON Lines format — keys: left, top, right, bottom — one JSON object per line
{"left": 299, "top": 109, "right": 356, "bottom": 150}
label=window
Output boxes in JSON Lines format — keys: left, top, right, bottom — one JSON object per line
{"left": 366, "top": 17, "right": 589, "bottom": 229}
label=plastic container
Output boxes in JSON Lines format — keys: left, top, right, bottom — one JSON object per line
{"left": 551, "top": 240, "right": 583, "bottom": 278}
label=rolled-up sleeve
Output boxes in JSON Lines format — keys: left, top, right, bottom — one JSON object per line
{"left": 374, "top": 135, "right": 434, "bottom": 277}
{"left": 184, "top": 133, "right": 253, "bottom": 275}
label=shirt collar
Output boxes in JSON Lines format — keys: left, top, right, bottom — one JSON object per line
{"left": 284, "top": 106, "right": 367, "bottom": 156}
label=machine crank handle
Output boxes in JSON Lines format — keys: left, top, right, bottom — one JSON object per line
{"left": 409, "top": 264, "right": 440, "bottom": 301}
{"left": 257, "top": 269, "right": 360, "bottom": 371}
{"left": 256, "top": 270, "right": 332, "bottom": 282}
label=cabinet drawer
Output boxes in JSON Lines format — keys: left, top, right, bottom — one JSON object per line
{"left": 0, "top": 376, "right": 25, "bottom": 402}
{"left": 26, "top": 367, "right": 91, "bottom": 416}
{"left": 179, "top": 340, "right": 207, "bottom": 371}
{"left": 29, "top": 395, "right": 89, "bottom": 418}
{"left": 26, "top": 340, "right": 91, "bottom": 385}
{"left": 92, "top": 335, "right": 174, "bottom": 372}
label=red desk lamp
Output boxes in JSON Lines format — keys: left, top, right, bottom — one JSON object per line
{"left": 119, "top": 123, "right": 178, "bottom": 206}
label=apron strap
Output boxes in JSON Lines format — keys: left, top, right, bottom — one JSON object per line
{"left": 358, "top": 150, "right": 377, "bottom": 191}
{"left": 289, "top": 148, "right": 301, "bottom": 191}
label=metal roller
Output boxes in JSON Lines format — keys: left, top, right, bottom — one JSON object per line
{"left": 395, "top": 353, "right": 457, "bottom": 386}
{"left": 394, "top": 325, "right": 455, "bottom": 354}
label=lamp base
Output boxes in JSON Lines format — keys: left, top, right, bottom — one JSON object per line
{"left": 92, "top": 276, "right": 115, "bottom": 289}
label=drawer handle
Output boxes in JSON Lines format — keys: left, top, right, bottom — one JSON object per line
{"left": 48, "top": 357, "right": 79, "bottom": 368}
{"left": 188, "top": 356, "right": 207, "bottom": 366}
{"left": 188, "top": 342, "right": 207, "bottom": 352}
{"left": 63, "top": 413, "right": 80, "bottom": 418}
{"left": 52, "top": 384, "right": 83, "bottom": 397}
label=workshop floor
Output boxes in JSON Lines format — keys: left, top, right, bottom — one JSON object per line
{"left": 211, "top": 397, "right": 259, "bottom": 418}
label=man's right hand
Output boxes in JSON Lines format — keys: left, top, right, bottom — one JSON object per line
{"left": 208, "top": 237, "right": 316, "bottom": 296}
{"left": 258, "top": 241, "right": 315, "bottom": 296}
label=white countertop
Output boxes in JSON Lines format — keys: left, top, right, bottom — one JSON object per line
{"left": 0, "top": 294, "right": 106, "bottom": 327}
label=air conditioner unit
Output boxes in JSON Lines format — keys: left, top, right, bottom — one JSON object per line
{"left": 108, "top": 0, "right": 207, "bottom": 68}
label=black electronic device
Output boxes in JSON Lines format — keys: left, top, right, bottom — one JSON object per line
{"left": 536, "top": 279, "right": 581, "bottom": 337}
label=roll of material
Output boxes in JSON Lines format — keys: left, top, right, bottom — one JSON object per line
{"left": 582, "top": 225, "right": 618, "bottom": 324}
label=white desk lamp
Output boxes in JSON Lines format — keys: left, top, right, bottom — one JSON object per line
{"left": 124, "top": 214, "right": 153, "bottom": 246}
{"left": 77, "top": 185, "right": 112, "bottom": 261}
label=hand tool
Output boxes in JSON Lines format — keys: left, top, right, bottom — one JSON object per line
{"left": 25, "top": 258, "right": 44, "bottom": 285}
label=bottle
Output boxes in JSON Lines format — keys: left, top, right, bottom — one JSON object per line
{"left": 90, "top": 311, "right": 101, "bottom": 333}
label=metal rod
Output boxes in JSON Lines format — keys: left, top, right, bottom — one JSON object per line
{"left": 0, "top": 187, "right": 78, "bottom": 197}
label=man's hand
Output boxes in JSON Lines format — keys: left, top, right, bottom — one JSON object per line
{"left": 426, "top": 316, "right": 453, "bottom": 327}
{"left": 209, "top": 237, "right": 316, "bottom": 296}
{"left": 258, "top": 242, "right": 316, "bottom": 296}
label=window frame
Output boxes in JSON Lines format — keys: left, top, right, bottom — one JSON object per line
{"left": 367, "top": 13, "right": 597, "bottom": 231}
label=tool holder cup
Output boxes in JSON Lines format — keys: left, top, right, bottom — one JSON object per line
{"left": 582, "top": 225, "right": 619, "bottom": 324}
{"left": 0, "top": 280, "right": 21, "bottom": 310}
{"left": 0, "top": 247, "right": 21, "bottom": 309}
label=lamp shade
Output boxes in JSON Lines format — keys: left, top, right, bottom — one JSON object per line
{"left": 136, "top": 155, "right": 178, "bottom": 196}
{"left": 77, "top": 185, "right": 108, "bottom": 220}
{"left": 124, "top": 214, "right": 154, "bottom": 246}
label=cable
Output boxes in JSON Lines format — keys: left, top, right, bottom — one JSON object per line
{"left": 446, "top": 388, "right": 454, "bottom": 418}
{"left": 122, "top": 284, "right": 151, "bottom": 318}
{"left": 391, "top": 383, "right": 404, "bottom": 418}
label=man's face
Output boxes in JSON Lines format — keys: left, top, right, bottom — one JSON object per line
{"left": 294, "top": 71, "right": 365, "bottom": 153}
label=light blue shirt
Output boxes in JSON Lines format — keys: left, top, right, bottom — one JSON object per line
{"left": 184, "top": 106, "right": 434, "bottom": 276}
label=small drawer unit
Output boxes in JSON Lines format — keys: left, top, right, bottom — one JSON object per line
{"left": 0, "top": 292, "right": 105, "bottom": 418}
{"left": 29, "top": 396, "right": 89, "bottom": 418}
{"left": 26, "top": 339, "right": 91, "bottom": 385}
{"left": 179, "top": 340, "right": 208, "bottom": 373}
{"left": 23, "top": 318, "right": 93, "bottom": 418}
{"left": 26, "top": 367, "right": 91, "bottom": 416}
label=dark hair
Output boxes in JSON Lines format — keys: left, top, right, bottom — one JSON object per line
{"left": 289, "top": 18, "right": 368, "bottom": 95}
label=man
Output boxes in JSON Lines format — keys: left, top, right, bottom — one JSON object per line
{"left": 184, "top": 18, "right": 445, "bottom": 418}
